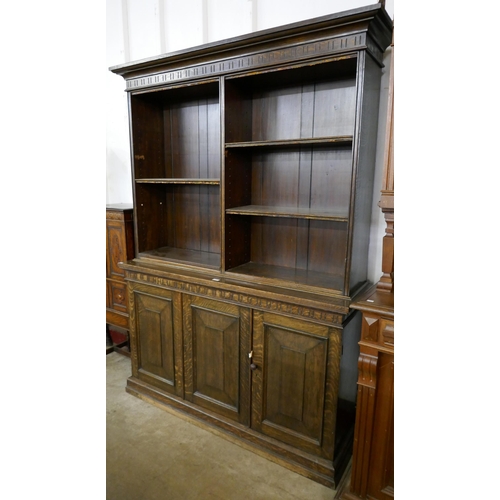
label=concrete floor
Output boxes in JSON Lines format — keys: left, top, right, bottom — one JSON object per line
{"left": 107, "top": 352, "right": 337, "bottom": 499}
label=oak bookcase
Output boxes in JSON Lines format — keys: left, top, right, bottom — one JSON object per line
{"left": 110, "top": 4, "right": 392, "bottom": 488}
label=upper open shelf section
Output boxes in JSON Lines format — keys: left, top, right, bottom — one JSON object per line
{"left": 111, "top": 4, "right": 393, "bottom": 297}
{"left": 130, "top": 80, "right": 222, "bottom": 269}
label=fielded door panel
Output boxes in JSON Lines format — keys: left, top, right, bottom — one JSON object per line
{"left": 251, "top": 311, "right": 342, "bottom": 459}
{"left": 183, "top": 295, "right": 251, "bottom": 425}
{"left": 132, "top": 284, "right": 184, "bottom": 397}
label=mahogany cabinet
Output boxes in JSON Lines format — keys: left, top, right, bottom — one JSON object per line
{"left": 106, "top": 204, "right": 135, "bottom": 354}
{"left": 110, "top": 4, "right": 393, "bottom": 489}
{"left": 338, "top": 288, "right": 394, "bottom": 499}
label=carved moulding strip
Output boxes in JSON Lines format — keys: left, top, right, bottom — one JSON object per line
{"left": 125, "top": 270, "right": 344, "bottom": 325}
{"left": 125, "top": 33, "right": 367, "bottom": 91}
{"left": 126, "top": 280, "right": 139, "bottom": 378}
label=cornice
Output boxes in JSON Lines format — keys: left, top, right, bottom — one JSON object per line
{"left": 110, "top": 3, "right": 393, "bottom": 91}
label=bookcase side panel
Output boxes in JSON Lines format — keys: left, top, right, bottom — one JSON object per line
{"left": 349, "top": 53, "right": 383, "bottom": 294}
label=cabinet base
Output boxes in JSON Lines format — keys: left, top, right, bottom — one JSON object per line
{"left": 126, "top": 375, "right": 353, "bottom": 489}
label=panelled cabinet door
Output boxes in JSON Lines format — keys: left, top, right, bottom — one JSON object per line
{"left": 183, "top": 295, "right": 252, "bottom": 426}
{"left": 251, "top": 311, "right": 342, "bottom": 459}
{"left": 131, "top": 283, "right": 184, "bottom": 398}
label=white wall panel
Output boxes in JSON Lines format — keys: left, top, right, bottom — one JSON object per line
{"left": 107, "top": 0, "right": 133, "bottom": 203}
{"left": 164, "top": 0, "right": 205, "bottom": 53}
{"left": 107, "top": 0, "right": 126, "bottom": 65}
{"left": 206, "top": 0, "right": 253, "bottom": 42}
{"left": 126, "top": 0, "right": 162, "bottom": 60}
{"left": 256, "top": 0, "right": 393, "bottom": 31}
{"left": 106, "top": 70, "right": 132, "bottom": 204}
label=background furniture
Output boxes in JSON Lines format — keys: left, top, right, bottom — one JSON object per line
{"left": 110, "top": 4, "right": 392, "bottom": 489}
{"left": 338, "top": 32, "right": 394, "bottom": 500}
{"left": 106, "top": 204, "right": 135, "bottom": 356}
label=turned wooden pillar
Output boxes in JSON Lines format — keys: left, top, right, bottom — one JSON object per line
{"left": 376, "top": 37, "right": 394, "bottom": 294}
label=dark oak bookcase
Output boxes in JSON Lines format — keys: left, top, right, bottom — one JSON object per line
{"left": 110, "top": 4, "right": 392, "bottom": 489}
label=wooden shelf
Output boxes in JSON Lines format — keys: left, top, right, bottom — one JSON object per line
{"left": 139, "top": 246, "right": 220, "bottom": 269}
{"left": 135, "top": 178, "right": 220, "bottom": 185}
{"left": 225, "top": 136, "right": 353, "bottom": 149}
{"left": 226, "top": 262, "right": 344, "bottom": 292}
{"left": 226, "top": 205, "right": 349, "bottom": 221}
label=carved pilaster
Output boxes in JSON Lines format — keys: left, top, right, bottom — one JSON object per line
{"left": 348, "top": 353, "right": 378, "bottom": 498}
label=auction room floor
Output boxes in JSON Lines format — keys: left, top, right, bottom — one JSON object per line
{"left": 106, "top": 352, "right": 337, "bottom": 499}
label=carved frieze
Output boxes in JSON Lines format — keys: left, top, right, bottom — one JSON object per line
{"left": 125, "top": 270, "right": 344, "bottom": 325}
{"left": 126, "top": 34, "right": 367, "bottom": 91}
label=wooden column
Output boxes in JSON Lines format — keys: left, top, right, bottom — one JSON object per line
{"left": 377, "top": 38, "right": 394, "bottom": 294}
